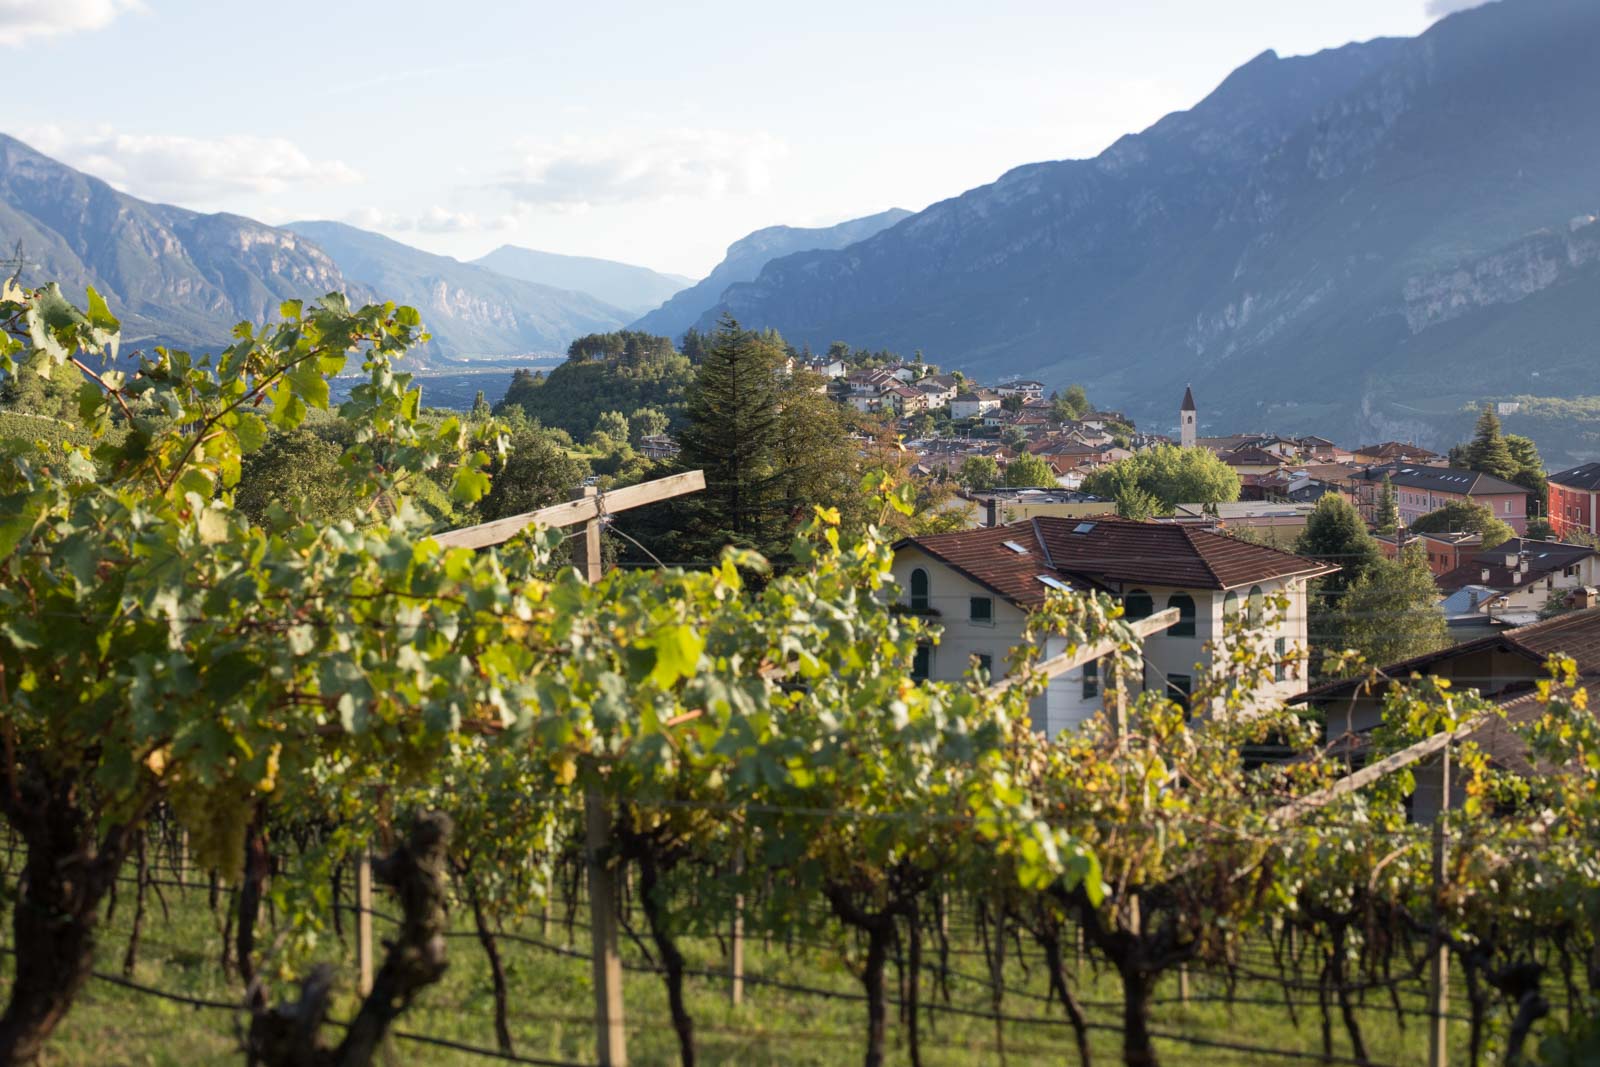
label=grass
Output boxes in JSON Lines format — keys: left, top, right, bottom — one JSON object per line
{"left": 0, "top": 862, "right": 1497, "bottom": 1067}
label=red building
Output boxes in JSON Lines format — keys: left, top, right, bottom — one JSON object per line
{"left": 1549, "top": 462, "right": 1600, "bottom": 540}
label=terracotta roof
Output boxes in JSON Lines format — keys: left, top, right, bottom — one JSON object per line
{"left": 1219, "top": 446, "right": 1286, "bottom": 467}
{"left": 1471, "top": 681, "right": 1600, "bottom": 776}
{"left": 1551, "top": 462, "right": 1600, "bottom": 492}
{"left": 898, "top": 516, "right": 1333, "bottom": 609}
{"left": 1356, "top": 442, "right": 1442, "bottom": 460}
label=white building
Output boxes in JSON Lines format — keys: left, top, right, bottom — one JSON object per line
{"left": 891, "top": 517, "right": 1334, "bottom": 737}
{"left": 950, "top": 390, "right": 1002, "bottom": 421}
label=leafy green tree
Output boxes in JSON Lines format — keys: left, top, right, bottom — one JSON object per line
{"left": 1527, "top": 517, "right": 1555, "bottom": 541}
{"left": 233, "top": 427, "right": 348, "bottom": 527}
{"left": 477, "top": 422, "right": 587, "bottom": 521}
{"left": 1409, "top": 499, "right": 1515, "bottom": 549}
{"left": 1003, "top": 452, "right": 1057, "bottom": 487}
{"left": 1053, "top": 383, "right": 1090, "bottom": 421}
{"left": 500, "top": 337, "right": 692, "bottom": 440}
{"left": 1462, "top": 405, "right": 1518, "bottom": 480}
{"left": 1374, "top": 474, "right": 1399, "bottom": 536}
{"left": 1114, "top": 486, "right": 1161, "bottom": 521}
{"left": 593, "top": 409, "right": 630, "bottom": 445}
{"left": 1333, "top": 544, "right": 1450, "bottom": 667}
{"left": 1079, "top": 444, "right": 1239, "bottom": 512}
{"left": 957, "top": 454, "right": 1000, "bottom": 491}
{"left": 630, "top": 405, "right": 669, "bottom": 443}
{"left": 1001, "top": 423, "right": 1028, "bottom": 449}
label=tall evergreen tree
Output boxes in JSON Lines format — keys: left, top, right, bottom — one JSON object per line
{"left": 1462, "top": 405, "right": 1517, "bottom": 480}
{"left": 1334, "top": 544, "right": 1451, "bottom": 669}
{"left": 673, "top": 315, "right": 790, "bottom": 558}
{"left": 1374, "top": 474, "right": 1399, "bottom": 536}
{"left": 1295, "top": 494, "right": 1380, "bottom": 594}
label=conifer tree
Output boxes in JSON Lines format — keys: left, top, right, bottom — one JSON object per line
{"left": 674, "top": 315, "right": 789, "bottom": 557}
{"left": 1463, "top": 404, "right": 1517, "bottom": 480}
{"left": 1334, "top": 544, "right": 1451, "bottom": 667}
{"left": 1375, "top": 474, "right": 1399, "bottom": 536}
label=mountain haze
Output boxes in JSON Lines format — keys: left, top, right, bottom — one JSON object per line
{"left": 704, "top": 0, "right": 1600, "bottom": 445}
{"left": 286, "top": 221, "right": 629, "bottom": 359}
{"left": 631, "top": 208, "right": 912, "bottom": 339}
{"left": 0, "top": 132, "right": 360, "bottom": 350}
{"left": 472, "top": 245, "right": 690, "bottom": 316}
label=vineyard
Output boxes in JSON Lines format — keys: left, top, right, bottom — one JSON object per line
{"left": 0, "top": 287, "right": 1598, "bottom": 1066}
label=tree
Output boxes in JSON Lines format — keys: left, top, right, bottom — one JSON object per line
{"left": 233, "top": 427, "right": 348, "bottom": 527}
{"left": 1003, "top": 452, "right": 1057, "bottom": 487}
{"left": 957, "top": 454, "right": 1000, "bottom": 491}
{"left": 1114, "top": 486, "right": 1160, "bottom": 521}
{"left": 672, "top": 315, "right": 790, "bottom": 558}
{"left": 631, "top": 405, "right": 669, "bottom": 444}
{"left": 1001, "top": 423, "right": 1028, "bottom": 449}
{"left": 1334, "top": 544, "right": 1450, "bottom": 667}
{"left": 1462, "top": 405, "right": 1518, "bottom": 480}
{"left": 1079, "top": 444, "right": 1240, "bottom": 512}
{"left": 1296, "top": 494, "right": 1380, "bottom": 594}
{"left": 1054, "top": 383, "right": 1090, "bottom": 422}
{"left": 1409, "top": 499, "right": 1515, "bottom": 549}
{"left": 593, "top": 409, "right": 630, "bottom": 445}
{"left": 1505, "top": 432, "right": 1548, "bottom": 512}
{"left": 1374, "top": 474, "right": 1399, "bottom": 536}
{"left": 1001, "top": 393, "right": 1024, "bottom": 413}
{"left": 477, "top": 422, "right": 588, "bottom": 522}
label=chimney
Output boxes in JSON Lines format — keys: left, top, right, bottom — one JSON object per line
{"left": 1511, "top": 571, "right": 1521, "bottom": 585}
{"left": 1504, "top": 552, "right": 1519, "bottom": 568}
{"left": 1480, "top": 568, "right": 1491, "bottom": 583}
{"left": 1519, "top": 556, "right": 1529, "bottom": 574}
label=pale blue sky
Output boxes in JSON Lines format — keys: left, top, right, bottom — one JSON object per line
{"left": 10, "top": 0, "right": 1479, "bottom": 278}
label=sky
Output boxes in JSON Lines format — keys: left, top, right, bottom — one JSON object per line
{"left": 8, "top": 0, "right": 1484, "bottom": 279}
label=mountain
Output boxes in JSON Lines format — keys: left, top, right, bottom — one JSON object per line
{"left": 0, "top": 131, "right": 359, "bottom": 350}
{"left": 471, "top": 245, "right": 691, "bottom": 316}
{"left": 285, "top": 222, "right": 630, "bottom": 359}
{"left": 701, "top": 0, "right": 1600, "bottom": 447}
{"left": 630, "top": 208, "right": 912, "bottom": 339}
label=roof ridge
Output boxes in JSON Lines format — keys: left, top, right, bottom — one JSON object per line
{"left": 1177, "top": 524, "right": 1224, "bottom": 587}
{"left": 1031, "top": 517, "right": 1056, "bottom": 572}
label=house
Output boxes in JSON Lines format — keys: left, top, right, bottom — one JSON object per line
{"left": 804, "top": 357, "right": 848, "bottom": 379}
{"left": 1352, "top": 442, "right": 1445, "bottom": 466}
{"left": 1351, "top": 465, "right": 1529, "bottom": 534}
{"left": 885, "top": 384, "right": 927, "bottom": 415}
{"left": 1373, "top": 530, "right": 1482, "bottom": 577}
{"left": 1435, "top": 538, "right": 1600, "bottom": 628}
{"left": 950, "top": 390, "right": 1002, "bottom": 420}
{"left": 916, "top": 379, "right": 956, "bottom": 409}
{"left": 996, "top": 379, "right": 1046, "bottom": 400}
{"left": 1297, "top": 609, "right": 1600, "bottom": 820}
{"left": 961, "top": 488, "right": 1116, "bottom": 527}
{"left": 1549, "top": 462, "right": 1600, "bottom": 541}
{"left": 1216, "top": 446, "right": 1288, "bottom": 477}
{"left": 639, "top": 434, "right": 680, "bottom": 461}
{"left": 892, "top": 518, "right": 1334, "bottom": 736}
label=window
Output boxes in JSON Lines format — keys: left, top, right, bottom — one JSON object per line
{"left": 1123, "top": 590, "right": 1153, "bottom": 621}
{"left": 912, "top": 644, "right": 931, "bottom": 681}
{"left": 973, "top": 653, "right": 993, "bottom": 680}
{"left": 1247, "top": 585, "right": 1265, "bottom": 627}
{"left": 1167, "top": 673, "right": 1193, "bottom": 712}
{"left": 1082, "top": 658, "right": 1099, "bottom": 699}
{"left": 910, "top": 568, "right": 930, "bottom": 612}
{"left": 969, "top": 596, "right": 993, "bottom": 624}
{"left": 1167, "top": 593, "right": 1197, "bottom": 637}
{"left": 1223, "top": 590, "right": 1240, "bottom": 618}
{"left": 1274, "top": 637, "right": 1287, "bottom": 682}
{"left": 1504, "top": 500, "right": 1512, "bottom": 514}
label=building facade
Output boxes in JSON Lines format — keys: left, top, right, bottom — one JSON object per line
{"left": 1549, "top": 462, "right": 1600, "bottom": 541}
{"left": 891, "top": 518, "right": 1333, "bottom": 737}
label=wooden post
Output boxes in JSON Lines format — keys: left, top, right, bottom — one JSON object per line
{"left": 572, "top": 487, "right": 602, "bottom": 584}
{"left": 586, "top": 792, "right": 628, "bottom": 1066}
{"left": 356, "top": 849, "right": 374, "bottom": 996}
{"left": 729, "top": 853, "right": 745, "bottom": 1007}
{"left": 1178, "top": 965, "right": 1190, "bottom": 1005}
{"left": 1428, "top": 745, "right": 1452, "bottom": 1067}
{"left": 175, "top": 828, "right": 189, "bottom": 885}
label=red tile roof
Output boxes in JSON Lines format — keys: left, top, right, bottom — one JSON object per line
{"left": 897, "top": 516, "right": 1334, "bottom": 608}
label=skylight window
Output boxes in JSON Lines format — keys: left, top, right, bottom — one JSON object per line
{"left": 1073, "top": 522, "right": 1096, "bottom": 534}
{"left": 1003, "top": 540, "right": 1030, "bottom": 554}
{"left": 1036, "top": 575, "right": 1071, "bottom": 591}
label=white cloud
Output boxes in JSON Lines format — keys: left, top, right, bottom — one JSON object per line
{"left": 499, "top": 129, "right": 788, "bottom": 210}
{"left": 1424, "top": 0, "right": 1493, "bottom": 18}
{"left": 346, "top": 206, "right": 517, "bottom": 234}
{"left": 0, "top": 0, "right": 141, "bottom": 46}
{"left": 21, "top": 125, "right": 361, "bottom": 206}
